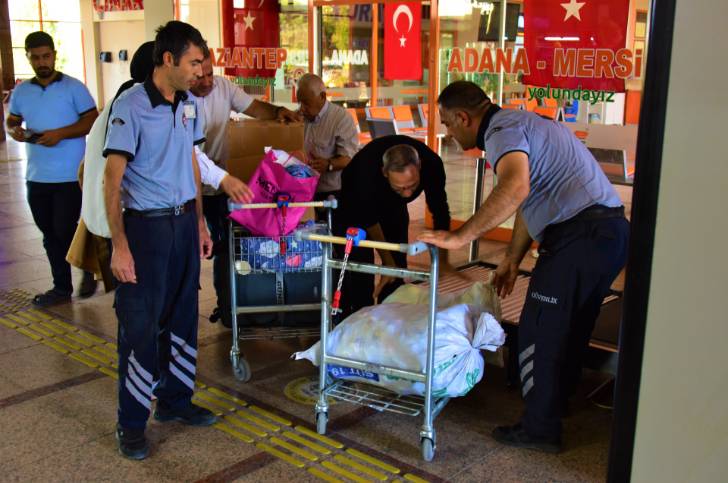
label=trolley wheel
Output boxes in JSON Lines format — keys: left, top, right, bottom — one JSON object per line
{"left": 421, "top": 437, "right": 435, "bottom": 462}
{"left": 316, "top": 411, "right": 328, "bottom": 435}
{"left": 231, "top": 354, "right": 251, "bottom": 382}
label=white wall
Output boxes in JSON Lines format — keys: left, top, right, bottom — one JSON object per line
{"left": 98, "top": 20, "right": 146, "bottom": 108}
{"left": 631, "top": 0, "right": 728, "bottom": 480}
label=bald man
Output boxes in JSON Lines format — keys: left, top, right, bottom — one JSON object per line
{"left": 296, "top": 74, "right": 359, "bottom": 204}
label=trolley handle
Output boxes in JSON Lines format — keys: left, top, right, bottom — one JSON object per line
{"left": 228, "top": 199, "right": 338, "bottom": 211}
{"left": 295, "top": 231, "right": 429, "bottom": 256}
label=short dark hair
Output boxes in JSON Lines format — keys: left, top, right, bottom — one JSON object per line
{"left": 438, "top": 80, "right": 491, "bottom": 114}
{"left": 383, "top": 145, "right": 421, "bottom": 173}
{"left": 153, "top": 21, "right": 206, "bottom": 66}
{"left": 25, "top": 31, "right": 54, "bottom": 52}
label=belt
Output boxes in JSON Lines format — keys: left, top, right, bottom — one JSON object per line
{"left": 570, "top": 204, "right": 624, "bottom": 222}
{"left": 124, "top": 199, "right": 196, "bottom": 218}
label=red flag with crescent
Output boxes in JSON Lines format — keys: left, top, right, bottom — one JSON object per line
{"left": 384, "top": 2, "right": 421, "bottom": 80}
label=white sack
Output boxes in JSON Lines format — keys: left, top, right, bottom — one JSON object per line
{"left": 293, "top": 283, "right": 505, "bottom": 397}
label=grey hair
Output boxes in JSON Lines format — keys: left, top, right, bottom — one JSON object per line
{"left": 297, "top": 73, "right": 326, "bottom": 97}
{"left": 383, "top": 144, "right": 421, "bottom": 173}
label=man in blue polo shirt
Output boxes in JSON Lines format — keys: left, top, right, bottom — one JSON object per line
{"left": 6, "top": 31, "right": 99, "bottom": 306}
{"left": 420, "top": 81, "right": 629, "bottom": 453}
{"left": 103, "top": 21, "right": 214, "bottom": 461}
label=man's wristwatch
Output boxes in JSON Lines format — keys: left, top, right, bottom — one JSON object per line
{"left": 327, "top": 160, "right": 334, "bottom": 172}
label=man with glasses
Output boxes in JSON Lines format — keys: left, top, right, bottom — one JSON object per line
{"left": 333, "top": 136, "right": 451, "bottom": 317}
{"left": 6, "top": 31, "right": 99, "bottom": 306}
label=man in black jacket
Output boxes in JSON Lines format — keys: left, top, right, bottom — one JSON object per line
{"left": 334, "top": 135, "right": 451, "bottom": 316}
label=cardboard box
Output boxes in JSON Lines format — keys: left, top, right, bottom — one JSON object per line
{"left": 225, "top": 120, "right": 315, "bottom": 221}
{"left": 225, "top": 119, "right": 304, "bottom": 182}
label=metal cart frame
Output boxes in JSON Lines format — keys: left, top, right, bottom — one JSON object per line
{"left": 295, "top": 230, "right": 447, "bottom": 461}
{"left": 227, "top": 199, "right": 337, "bottom": 382}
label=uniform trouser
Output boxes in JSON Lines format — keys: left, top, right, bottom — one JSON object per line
{"left": 26, "top": 181, "right": 82, "bottom": 294}
{"left": 115, "top": 208, "right": 200, "bottom": 429}
{"left": 202, "top": 194, "right": 230, "bottom": 313}
{"left": 333, "top": 203, "right": 408, "bottom": 319}
{"left": 518, "top": 214, "right": 629, "bottom": 439}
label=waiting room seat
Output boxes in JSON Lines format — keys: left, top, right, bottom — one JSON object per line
{"left": 365, "top": 106, "right": 394, "bottom": 121}
{"left": 346, "top": 108, "right": 371, "bottom": 146}
{"left": 392, "top": 105, "right": 427, "bottom": 142}
{"left": 418, "top": 103, "right": 429, "bottom": 128}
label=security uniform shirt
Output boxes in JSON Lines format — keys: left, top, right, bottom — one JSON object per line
{"left": 338, "top": 135, "right": 451, "bottom": 231}
{"left": 103, "top": 78, "right": 205, "bottom": 210}
{"left": 9, "top": 72, "right": 96, "bottom": 182}
{"left": 478, "top": 106, "right": 621, "bottom": 242}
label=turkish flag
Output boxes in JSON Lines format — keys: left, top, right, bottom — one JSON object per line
{"left": 523, "top": 0, "right": 630, "bottom": 92}
{"left": 384, "top": 2, "right": 422, "bottom": 81}
{"left": 221, "top": 0, "right": 280, "bottom": 78}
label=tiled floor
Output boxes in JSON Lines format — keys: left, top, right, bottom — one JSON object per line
{"left": 0, "top": 135, "right": 622, "bottom": 482}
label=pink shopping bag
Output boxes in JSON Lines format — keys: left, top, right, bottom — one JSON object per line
{"left": 229, "top": 150, "right": 319, "bottom": 237}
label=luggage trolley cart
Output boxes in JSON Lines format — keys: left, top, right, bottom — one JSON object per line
{"left": 227, "top": 199, "right": 337, "bottom": 382}
{"left": 295, "top": 229, "right": 447, "bottom": 461}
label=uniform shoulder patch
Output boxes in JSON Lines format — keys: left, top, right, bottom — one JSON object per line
{"left": 485, "top": 126, "right": 502, "bottom": 141}
{"left": 111, "top": 118, "right": 125, "bottom": 126}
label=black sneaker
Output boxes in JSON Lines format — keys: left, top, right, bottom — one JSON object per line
{"left": 115, "top": 425, "right": 149, "bottom": 460}
{"left": 154, "top": 403, "right": 217, "bottom": 426}
{"left": 492, "top": 423, "right": 561, "bottom": 454}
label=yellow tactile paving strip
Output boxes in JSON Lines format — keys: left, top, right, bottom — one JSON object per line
{"left": 0, "top": 289, "right": 32, "bottom": 314}
{"left": 0, "top": 303, "right": 430, "bottom": 483}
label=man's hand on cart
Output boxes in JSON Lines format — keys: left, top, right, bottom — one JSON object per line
{"left": 418, "top": 229, "right": 467, "bottom": 250}
{"left": 220, "top": 174, "right": 254, "bottom": 204}
{"left": 199, "top": 220, "right": 213, "bottom": 258}
{"left": 493, "top": 257, "right": 519, "bottom": 298}
{"left": 373, "top": 275, "right": 396, "bottom": 303}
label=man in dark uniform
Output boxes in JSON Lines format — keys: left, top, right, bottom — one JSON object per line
{"left": 103, "top": 21, "right": 214, "bottom": 460}
{"left": 334, "top": 135, "right": 451, "bottom": 317}
{"left": 420, "top": 81, "right": 629, "bottom": 453}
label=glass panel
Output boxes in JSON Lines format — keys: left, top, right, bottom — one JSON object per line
{"left": 277, "top": 3, "right": 308, "bottom": 104}
{"left": 12, "top": 47, "right": 33, "bottom": 80}
{"left": 10, "top": 20, "right": 42, "bottom": 48}
{"left": 41, "top": 0, "right": 80, "bottom": 22}
{"left": 438, "top": 0, "right": 651, "bottom": 236}
{"left": 43, "top": 21, "right": 85, "bottom": 81}
{"left": 8, "top": 0, "right": 38, "bottom": 20}
{"left": 320, "top": 5, "right": 372, "bottom": 107}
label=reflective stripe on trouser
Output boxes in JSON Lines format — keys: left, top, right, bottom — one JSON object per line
{"left": 115, "top": 209, "right": 201, "bottom": 429}
{"left": 517, "top": 215, "right": 629, "bottom": 440}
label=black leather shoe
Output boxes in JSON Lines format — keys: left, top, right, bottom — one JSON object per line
{"left": 116, "top": 425, "right": 149, "bottom": 460}
{"left": 492, "top": 423, "right": 561, "bottom": 453}
{"left": 154, "top": 403, "right": 217, "bottom": 426}
{"left": 32, "top": 289, "right": 71, "bottom": 307}
{"left": 78, "top": 272, "right": 98, "bottom": 298}
{"left": 209, "top": 307, "right": 220, "bottom": 323}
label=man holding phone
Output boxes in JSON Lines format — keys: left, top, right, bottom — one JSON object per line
{"left": 6, "top": 31, "right": 99, "bottom": 306}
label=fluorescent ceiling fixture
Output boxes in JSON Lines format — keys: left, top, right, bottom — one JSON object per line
{"left": 544, "top": 36, "right": 580, "bottom": 41}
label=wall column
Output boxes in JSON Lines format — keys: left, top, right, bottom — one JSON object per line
{"left": 144, "top": 0, "right": 174, "bottom": 41}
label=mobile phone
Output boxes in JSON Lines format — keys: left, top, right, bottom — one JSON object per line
{"left": 24, "top": 130, "right": 42, "bottom": 143}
